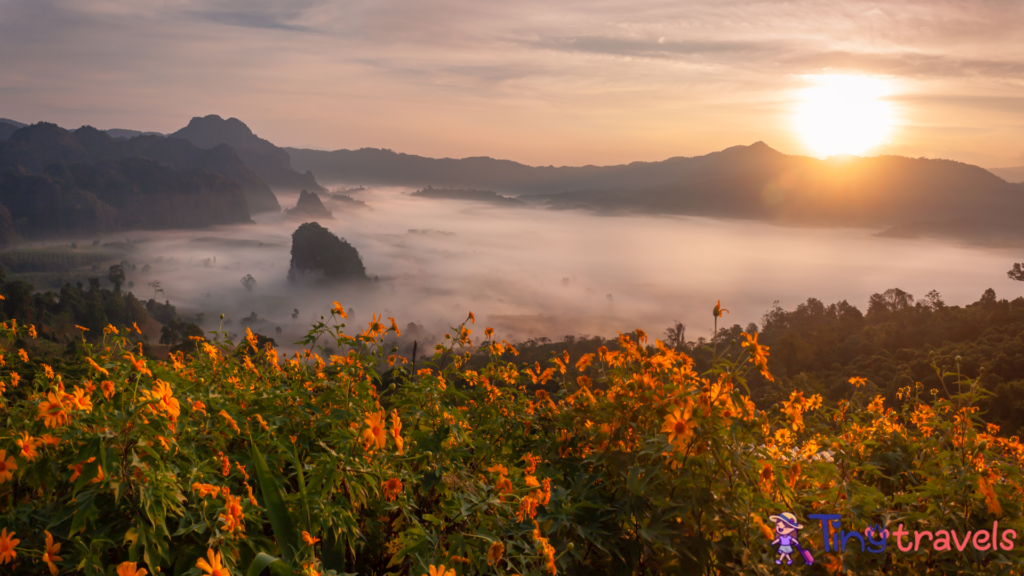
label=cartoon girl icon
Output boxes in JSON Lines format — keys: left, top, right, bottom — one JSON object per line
{"left": 770, "top": 512, "right": 813, "bottom": 565}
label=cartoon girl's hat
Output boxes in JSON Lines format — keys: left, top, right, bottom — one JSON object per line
{"left": 769, "top": 512, "right": 803, "bottom": 530}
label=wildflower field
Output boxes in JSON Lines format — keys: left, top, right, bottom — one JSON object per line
{"left": 1, "top": 302, "right": 1023, "bottom": 575}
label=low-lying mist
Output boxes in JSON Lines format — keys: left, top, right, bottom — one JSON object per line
{"left": 97, "top": 186, "right": 1023, "bottom": 352}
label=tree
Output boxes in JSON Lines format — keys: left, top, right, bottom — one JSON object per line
{"left": 664, "top": 322, "right": 686, "bottom": 349}
{"left": 148, "top": 280, "right": 164, "bottom": 300}
{"left": 867, "top": 288, "right": 914, "bottom": 315}
{"left": 1008, "top": 263, "right": 1024, "bottom": 282}
{"left": 240, "top": 274, "right": 257, "bottom": 292}
{"left": 107, "top": 264, "right": 125, "bottom": 293}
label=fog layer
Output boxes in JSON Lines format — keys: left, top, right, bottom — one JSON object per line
{"left": 107, "top": 187, "right": 1022, "bottom": 349}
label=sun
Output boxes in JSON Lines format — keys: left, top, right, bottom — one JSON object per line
{"left": 795, "top": 75, "right": 894, "bottom": 158}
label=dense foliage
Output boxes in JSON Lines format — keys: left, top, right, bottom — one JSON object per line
{"left": 1, "top": 301, "right": 1023, "bottom": 575}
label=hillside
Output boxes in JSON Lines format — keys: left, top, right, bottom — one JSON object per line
{"left": 290, "top": 142, "right": 1024, "bottom": 240}
{"left": 0, "top": 158, "right": 252, "bottom": 239}
{"left": 990, "top": 166, "right": 1024, "bottom": 183}
{"left": 0, "top": 122, "right": 279, "bottom": 213}
{"left": 171, "top": 115, "right": 325, "bottom": 193}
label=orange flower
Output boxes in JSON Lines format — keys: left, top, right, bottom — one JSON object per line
{"left": 17, "top": 349, "right": 28, "bottom": 363}
{"left": 979, "top": 475, "right": 1002, "bottom": 516}
{"left": 487, "top": 541, "right": 505, "bottom": 566}
{"left": 43, "top": 364, "right": 54, "bottom": 379}
{"left": 302, "top": 563, "right": 322, "bottom": 576}
{"left": 69, "top": 386, "right": 93, "bottom": 412}
{"left": 713, "top": 300, "right": 729, "bottom": 318}
{"left": 15, "top": 432, "right": 40, "bottom": 462}
{"left": 38, "top": 392, "right": 70, "bottom": 428}
{"left": 192, "top": 400, "right": 207, "bottom": 416}
{"left": 42, "top": 530, "right": 62, "bottom": 575}
{"left": 28, "top": 325, "right": 37, "bottom": 339}
{"left": 848, "top": 376, "right": 867, "bottom": 388}
{"left": 302, "top": 531, "right": 321, "bottom": 546}
{"left": 0, "top": 528, "right": 19, "bottom": 564}
{"left": 382, "top": 477, "right": 403, "bottom": 501}
{"left": 362, "top": 411, "right": 387, "bottom": 451}
{"left": 219, "top": 410, "right": 240, "bottom": 434}
{"left": 196, "top": 548, "right": 230, "bottom": 576}
{"left": 332, "top": 301, "right": 348, "bottom": 318}
{"left": 219, "top": 494, "right": 245, "bottom": 534}
{"left": 101, "top": 380, "right": 115, "bottom": 400}
{"left": 75, "top": 325, "right": 89, "bottom": 333}
{"left": 103, "top": 324, "right": 119, "bottom": 335}
{"left": 116, "top": 561, "right": 149, "bottom": 576}
{"left": 424, "top": 565, "right": 455, "bottom": 576}
{"left": 123, "top": 351, "right": 152, "bottom": 377}
{"left": 390, "top": 410, "right": 404, "bottom": 454}
{"left": 662, "top": 403, "right": 697, "bottom": 449}
{"left": 193, "top": 483, "right": 221, "bottom": 499}
{"left": 86, "top": 357, "right": 108, "bottom": 376}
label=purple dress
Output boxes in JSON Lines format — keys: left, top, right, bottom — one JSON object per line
{"left": 777, "top": 535, "right": 795, "bottom": 554}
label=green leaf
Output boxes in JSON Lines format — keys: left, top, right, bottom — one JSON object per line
{"left": 247, "top": 552, "right": 282, "bottom": 576}
{"left": 251, "top": 441, "right": 300, "bottom": 565}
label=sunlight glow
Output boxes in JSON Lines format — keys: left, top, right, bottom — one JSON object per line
{"left": 795, "top": 75, "right": 894, "bottom": 158}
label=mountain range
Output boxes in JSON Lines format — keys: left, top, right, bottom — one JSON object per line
{"left": 288, "top": 141, "right": 1024, "bottom": 242}
{"left": 171, "top": 115, "right": 324, "bottom": 194}
{"left": 0, "top": 124, "right": 256, "bottom": 242}
{"left": 2, "top": 113, "right": 1024, "bottom": 246}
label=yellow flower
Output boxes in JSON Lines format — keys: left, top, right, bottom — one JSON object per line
{"left": 196, "top": 548, "right": 231, "bottom": 576}
{"left": 86, "top": 357, "right": 109, "bottom": 376}
{"left": 42, "top": 530, "right": 62, "bottom": 575}
{"left": 302, "top": 531, "right": 321, "bottom": 546}
{"left": 101, "top": 380, "right": 116, "bottom": 400}
{"left": 332, "top": 301, "right": 348, "bottom": 318}
{"left": 116, "top": 561, "right": 149, "bottom": 576}
{"left": 75, "top": 325, "right": 89, "bottom": 332}
{"left": 301, "top": 563, "right": 322, "bottom": 576}
{"left": 424, "top": 565, "right": 455, "bottom": 576}
{"left": 848, "top": 376, "right": 867, "bottom": 388}
{"left": 28, "top": 324, "right": 37, "bottom": 339}
{"left": 69, "top": 387, "right": 93, "bottom": 412}
{"left": 487, "top": 541, "right": 505, "bottom": 566}
{"left": 17, "top": 349, "right": 28, "bottom": 363}
{"left": 103, "top": 324, "right": 119, "bottom": 335}
{"left": 0, "top": 528, "right": 19, "bottom": 565}
{"left": 362, "top": 411, "right": 387, "bottom": 451}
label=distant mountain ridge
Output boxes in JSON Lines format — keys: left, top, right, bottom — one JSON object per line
{"left": 172, "top": 115, "right": 325, "bottom": 193}
{"left": 990, "top": 166, "right": 1024, "bottom": 184}
{"left": 0, "top": 122, "right": 279, "bottom": 213}
{"left": 288, "top": 142, "right": 1024, "bottom": 241}
{"left": 0, "top": 123, "right": 257, "bottom": 243}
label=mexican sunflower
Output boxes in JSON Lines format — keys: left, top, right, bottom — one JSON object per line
{"left": 0, "top": 528, "right": 18, "bottom": 564}
{"left": 382, "top": 477, "right": 403, "bottom": 501}
{"left": 362, "top": 411, "right": 387, "bottom": 450}
{"left": 662, "top": 403, "right": 697, "bottom": 449}
{"left": 42, "top": 531, "right": 62, "bottom": 575}
{"left": 196, "top": 549, "right": 230, "bottom": 576}
{"left": 713, "top": 300, "right": 729, "bottom": 318}
{"left": 423, "top": 565, "right": 455, "bottom": 576}
{"left": 38, "top": 392, "right": 70, "bottom": 428}
{"left": 487, "top": 541, "right": 505, "bottom": 566}
{"left": 116, "top": 561, "right": 148, "bottom": 576}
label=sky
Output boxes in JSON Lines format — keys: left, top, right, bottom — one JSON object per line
{"left": 1, "top": 0, "right": 1023, "bottom": 167}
